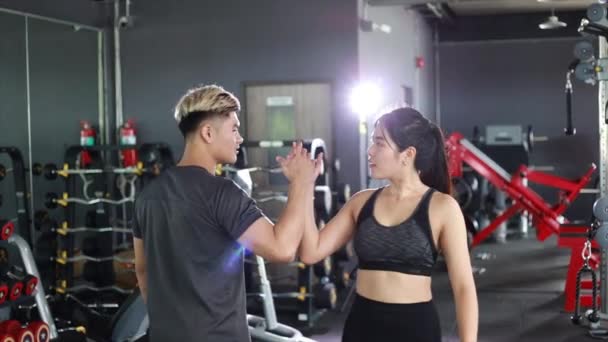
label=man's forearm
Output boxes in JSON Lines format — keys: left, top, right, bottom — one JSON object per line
{"left": 275, "top": 181, "right": 314, "bottom": 258}
{"left": 136, "top": 272, "right": 148, "bottom": 304}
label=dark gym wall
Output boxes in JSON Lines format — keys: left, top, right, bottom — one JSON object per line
{"left": 438, "top": 12, "right": 599, "bottom": 221}
{"left": 119, "top": 0, "right": 361, "bottom": 189}
{"left": 439, "top": 11, "right": 587, "bottom": 42}
{"left": 0, "top": 0, "right": 106, "bottom": 27}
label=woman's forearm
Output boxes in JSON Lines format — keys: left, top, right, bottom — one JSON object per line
{"left": 298, "top": 187, "right": 321, "bottom": 264}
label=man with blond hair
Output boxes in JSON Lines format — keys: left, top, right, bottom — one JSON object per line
{"left": 132, "top": 85, "right": 321, "bottom": 341}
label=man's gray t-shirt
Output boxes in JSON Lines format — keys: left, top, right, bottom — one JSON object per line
{"left": 133, "top": 166, "right": 263, "bottom": 342}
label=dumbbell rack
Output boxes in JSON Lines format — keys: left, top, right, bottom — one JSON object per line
{"left": 40, "top": 143, "right": 173, "bottom": 299}
{"left": 0, "top": 147, "right": 32, "bottom": 247}
{"left": 53, "top": 145, "right": 114, "bottom": 297}
{"left": 247, "top": 254, "right": 316, "bottom": 342}
{"left": 0, "top": 147, "right": 57, "bottom": 340}
{"left": 241, "top": 206, "right": 333, "bottom": 328}
{"left": 255, "top": 210, "right": 337, "bottom": 329}
{"left": 246, "top": 253, "right": 335, "bottom": 330}
{"left": 0, "top": 231, "right": 56, "bottom": 340}
{"left": 234, "top": 138, "right": 340, "bottom": 329}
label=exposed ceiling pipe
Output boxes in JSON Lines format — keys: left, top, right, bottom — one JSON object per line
{"left": 426, "top": 3, "right": 444, "bottom": 19}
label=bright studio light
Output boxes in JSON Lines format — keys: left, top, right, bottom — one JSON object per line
{"left": 373, "top": 23, "right": 392, "bottom": 34}
{"left": 350, "top": 83, "right": 382, "bottom": 120}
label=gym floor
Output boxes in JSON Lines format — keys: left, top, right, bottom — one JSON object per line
{"left": 292, "top": 234, "right": 601, "bottom": 342}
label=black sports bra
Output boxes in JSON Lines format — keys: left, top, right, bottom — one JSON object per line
{"left": 353, "top": 187, "right": 438, "bottom": 277}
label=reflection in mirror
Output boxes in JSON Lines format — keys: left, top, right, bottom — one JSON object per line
{"left": 0, "top": 13, "right": 27, "bottom": 237}
{"left": 28, "top": 17, "right": 101, "bottom": 234}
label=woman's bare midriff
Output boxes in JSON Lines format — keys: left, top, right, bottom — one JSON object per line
{"left": 355, "top": 269, "right": 432, "bottom": 303}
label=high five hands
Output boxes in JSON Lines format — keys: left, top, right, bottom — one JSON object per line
{"left": 276, "top": 141, "right": 324, "bottom": 185}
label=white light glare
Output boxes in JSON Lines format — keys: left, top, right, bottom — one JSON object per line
{"left": 350, "top": 83, "right": 382, "bottom": 120}
{"left": 373, "top": 23, "right": 392, "bottom": 34}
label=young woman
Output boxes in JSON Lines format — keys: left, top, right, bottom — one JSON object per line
{"left": 299, "top": 107, "right": 478, "bottom": 342}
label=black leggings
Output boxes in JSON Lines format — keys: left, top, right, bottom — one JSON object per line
{"left": 342, "top": 294, "right": 441, "bottom": 342}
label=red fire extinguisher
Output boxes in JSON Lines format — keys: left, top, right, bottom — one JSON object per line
{"left": 120, "top": 119, "right": 138, "bottom": 168}
{"left": 80, "top": 120, "right": 96, "bottom": 168}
